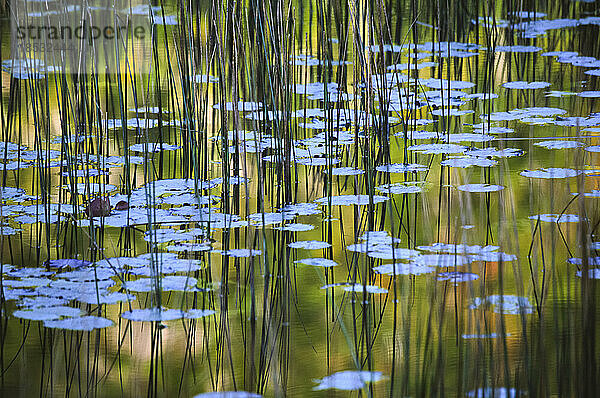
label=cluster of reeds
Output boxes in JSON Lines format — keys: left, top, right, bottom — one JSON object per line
{"left": 0, "top": 0, "right": 598, "bottom": 396}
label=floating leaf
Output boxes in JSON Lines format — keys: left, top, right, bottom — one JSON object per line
{"left": 330, "top": 167, "right": 365, "bottom": 176}
{"left": 295, "top": 258, "right": 338, "bottom": 267}
{"left": 545, "top": 90, "right": 576, "bottom": 97}
{"left": 124, "top": 276, "right": 198, "bottom": 292}
{"left": 376, "top": 163, "right": 428, "bottom": 173}
{"left": 167, "top": 243, "right": 212, "bottom": 252}
{"left": 585, "top": 145, "right": 600, "bottom": 153}
{"left": 528, "top": 214, "right": 581, "bottom": 223}
{"left": 446, "top": 133, "right": 494, "bottom": 142}
{"left": 216, "top": 249, "right": 262, "bottom": 258}
{"left": 417, "top": 243, "right": 500, "bottom": 255}
{"left": 121, "top": 308, "right": 184, "bottom": 322}
{"left": 76, "top": 292, "right": 131, "bottom": 305}
{"left": 44, "top": 316, "right": 114, "bottom": 331}
{"left": 441, "top": 157, "right": 497, "bottom": 168}
{"left": 413, "top": 254, "right": 471, "bottom": 266}
{"left": 568, "top": 257, "right": 600, "bottom": 266}
{"left": 534, "top": 140, "right": 584, "bottom": 149}
{"left": 375, "top": 182, "right": 425, "bottom": 194}
{"left": 466, "top": 388, "right": 519, "bottom": 398}
{"left": 315, "top": 195, "right": 388, "bottom": 206}
{"left": 313, "top": 370, "right": 384, "bottom": 391}
{"left": 437, "top": 272, "right": 479, "bottom": 283}
{"left": 184, "top": 309, "right": 217, "bottom": 319}
{"left": 274, "top": 223, "right": 315, "bottom": 232}
{"left": 578, "top": 91, "right": 600, "bottom": 98}
{"left": 129, "top": 143, "right": 180, "bottom": 152}
{"left": 367, "top": 247, "right": 420, "bottom": 260}
{"left": 474, "top": 252, "right": 517, "bottom": 262}
{"left": 520, "top": 168, "right": 581, "bottom": 178}
{"left": 467, "top": 147, "right": 524, "bottom": 158}
{"left": 281, "top": 202, "right": 322, "bottom": 216}
{"left": 114, "top": 200, "right": 129, "bottom": 210}
{"left": 193, "top": 74, "right": 219, "bottom": 84}
{"left": 462, "top": 333, "right": 507, "bottom": 339}
{"left": 511, "top": 11, "right": 547, "bottom": 18}
{"left": 419, "top": 78, "right": 476, "bottom": 90}
{"left": 295, "top": 157, "right": 341, "bottom": 166}
{"left": 373, "top": 263, "right": 435, "bottom": 275}
{"left": 576, "top": 269, "right": 600, "bottom": 279}
{"left": 213, "top": 102, "right": 263, "bottom": 112}
{"left": 13, "top": 306, "right": 83, "bottom": 321}
{"left": 407, "top": 143, "right": 467, "bottom": 154}
{"left": 85, "top": 197, "right": 111, "bottom": 217}
{"left": 469, "top": 295, "right": 534, "bottom": 315}
{"left": 194, "top": 392, "right": 262, "bottom": 398}
{"left": 431, "top": 109, "right": 474, "bottom": 117}
{"left": 458, "top": 184, "right": 504, "bottom": 192}
{"left": 502, "top": 81, "right": 551, "bottom": 89}
{"left": 343, "top": 284, "right": 388, "bottom": 294}
{"left": 288, "top": 240, "right": 332, "bottom": 250}
{"left": 495, "top": 45, "right": 541, "bottom": 52}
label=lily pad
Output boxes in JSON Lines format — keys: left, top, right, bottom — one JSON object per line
{"left": 520, "top": 168, "right": 581, "bottom": 178}
{"left": 295, "top": 258, "right": 338, "bottom": 267}
{"left": 313, "top": 370, "right": 384, "bottom": 391}
{"left": 469, "top": 295, "right": 534, "bottom": 315}
{"left": 534, "top": 140, "right": 584, "bottom": 149}
{"left": 194, "top": 392, "right": 261, "bottom": 398}
{"left": 503, "top": 81, "right": 551, "bottom": 89}
{"left": 373, "top": 263, "right": 435, "bottom": 275}
{"left": 121, "top": 307, "right": 184, "bottom": 322}
{"left": 315, "top": 195, "right": 388, "bottom": 206}
{"left": 458, "top": 184, "right": 504, "bottom": 192}
{"left": 437, "top": 272, "right": 479, "bottom": 283}
{"left": 44, "top": 316, "right": 114, "bottom": 331}
{"left": 288, "top": 240, "right": 332, "bottom": 250}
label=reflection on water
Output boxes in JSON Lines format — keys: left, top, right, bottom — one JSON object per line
{"left": 0, "top": 0, "right": 599, "bottom": 396}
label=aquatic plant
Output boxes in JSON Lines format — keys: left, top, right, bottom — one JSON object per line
{"left": 0, "top": 0, "right": 599, "bottom": 396}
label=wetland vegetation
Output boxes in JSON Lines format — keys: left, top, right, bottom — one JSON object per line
{"left": 0, "top": 0, "right": 599, "bottom": 396}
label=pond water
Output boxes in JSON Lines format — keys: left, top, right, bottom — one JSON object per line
{"left": 0, "top": 0, "right": 599, "bottom": 396}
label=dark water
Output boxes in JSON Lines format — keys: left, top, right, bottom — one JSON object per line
{"left": 0, "top": 0, "right": 599, "bottom": 396}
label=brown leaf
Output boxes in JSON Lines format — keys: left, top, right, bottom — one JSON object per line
{"left": 85, "top": 197, "right": 111, "bottom": 217}
{"left": 114, "top": 200, "right": 129, "bottom": 211}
